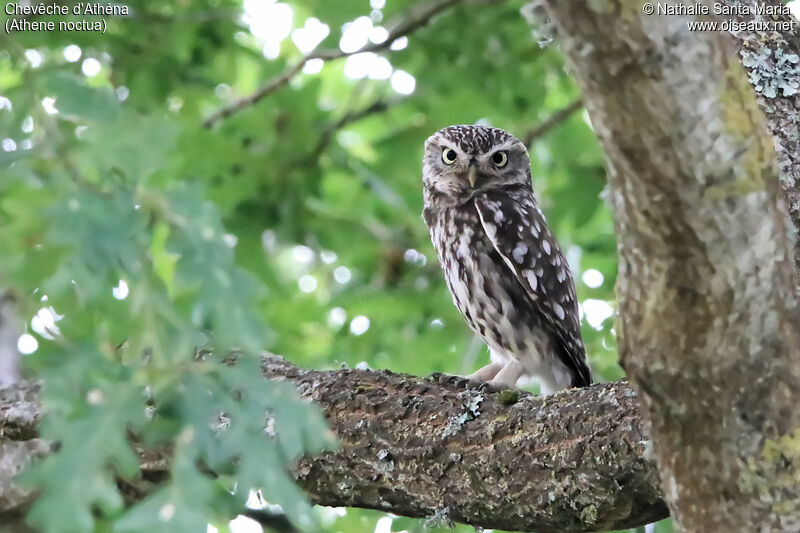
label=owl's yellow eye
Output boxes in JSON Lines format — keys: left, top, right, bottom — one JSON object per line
{"left": 492, "top": 151, "right": 508, "bottom": 168}
{"left": 442, "top": 148, "right": 457, "bottom": 165}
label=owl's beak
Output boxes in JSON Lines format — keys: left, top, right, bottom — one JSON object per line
{"left": 467, "top": 162, "right": 479, "bottom": 188}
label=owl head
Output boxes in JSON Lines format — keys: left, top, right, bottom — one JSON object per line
{"left": 422, "top": 125, "right": 531, "bottom": 201}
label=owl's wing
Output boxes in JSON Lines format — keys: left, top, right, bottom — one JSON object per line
{"left": 474, "top": 192, "right": 592, "bottom": 387}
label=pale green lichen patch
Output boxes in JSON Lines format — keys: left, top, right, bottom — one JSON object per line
{"left": 442, "top": 390, "right": 484, "bottom": 438}
{"left": 485, "top": 414, "right": 508, "bottom": 439}
{"left": 580, "top": 504, "right": 598, "bottom": 524}
{"left": 442, "top": 412, "right": 471, "bottom": 438}
{"left": 520, "top": 1, "right": 554, "bottom": 49}
{"left": 708, "top": 59, "right": 776, "bottom": 199}
{"left": 738, "top": 428, "right": 800, "bottom": 516}
{"left": 741, "top": 46, "right": 800, "bottom": 98}
{"left": 510, "top": 428, "right": 529, "bottom": 446}
{"left": 587, "top": 0, "right": 614, "bottom": 14}
{"left": 376, "top": 449, "right": 395, "bottom": 472}
{"left": 461, "top": 390, "right": 483, "bottom": 418}
{"left": 424, "top": 507, "right": 453, "bottom": 528}
{"left": 619, "top": 0, "right": 642, "bottom": 20}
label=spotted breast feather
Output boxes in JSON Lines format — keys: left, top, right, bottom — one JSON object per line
{"left": 473, "top": 190, "right": 592, "bottom": 387}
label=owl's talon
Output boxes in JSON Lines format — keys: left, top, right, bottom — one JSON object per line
{"left": 476, "top": 381, "right": 511, "bottom": 393}
{"left": 429, "top": 372, "right": 472, "bottom": 389}
{"left": 447, "top": 375, "right": 470, "bottom": 389}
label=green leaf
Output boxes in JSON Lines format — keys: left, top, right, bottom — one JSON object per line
{"left": 114, "top": 445, "right": 214, "bottom": 533}
{"left": 150, "top": 222, "right": 180, "bottom": 298}
{"left": 2, "top": 3, "right": 624, "bottom": 531}
{"left": 39, "top": 72, "right": 119, "bottom": 123}
{"left": 23, "top": 377, "right": 143, "bottom": 533}
{"left": 76, "top": 112, "right": 179, "bottom": 182}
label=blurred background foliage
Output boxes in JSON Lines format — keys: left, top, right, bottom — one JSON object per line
{"left": 0, "top": 0, "right": 668, "bottom": 531}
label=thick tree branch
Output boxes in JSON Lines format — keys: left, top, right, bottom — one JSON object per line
{"left": 0, "top": 360, "right": 667, "bottom": 532}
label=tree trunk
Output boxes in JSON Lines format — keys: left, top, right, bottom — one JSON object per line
{"left": 724, "top": 0, "right": 800, "bottom": 272}
{"left": 3, "top": 3, "right": 800, "bottom": 533}
{"left": 541, "top": 1, "right": 800, "bottom": 531}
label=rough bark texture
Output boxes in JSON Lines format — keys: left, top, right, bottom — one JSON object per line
{"left": 541, "top": 1, "right": 800, "bottom": 531}
{"left": 724, "top": 0, "right": 800, "bottom": 272}
{"left": 269, "top": 361, "right": 665, "bottom": 532}
{"left": 0, "top": 360, "right": 667, "bottom": 532}
{"left": 0, "top": 380, "right": 48, "bottom": 531}
{"left": 0, "top": 292, "right": 21, "bottom": 386}
{"left": 3, "top": 5, "right": 800, "bottom": 533}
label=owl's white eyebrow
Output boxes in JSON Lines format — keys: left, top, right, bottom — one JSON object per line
{"left": 437, "top": 142, "right": 460, "bottom": 152}
{"left": 491, "top": 139, "right": 525, "bottom": 153}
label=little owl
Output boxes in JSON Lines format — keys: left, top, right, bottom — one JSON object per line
{"left": 422, "top": 125, "right": 592, "bottom": 394}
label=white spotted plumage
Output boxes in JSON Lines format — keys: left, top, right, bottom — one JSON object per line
{"left": 421, "top": 125, "right": 592, "bottom": 393}
{"left": 512, "top": 243, "right": 527, "bottom": 264}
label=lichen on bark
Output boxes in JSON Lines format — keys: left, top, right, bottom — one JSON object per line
{"left": 541, "top": 0, "right": 800, "bottom": 530}
{"left": 0, "top": 361, "right": 668, "bottom": 532}
{"left": 738, "top": 428, "right": 800, "bottom": 527}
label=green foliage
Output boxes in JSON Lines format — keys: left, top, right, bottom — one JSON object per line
{"left": 0, "top": 0, "right": 663, "bottom": 531}
{"left": 2, "top": 29, "right": 332, "bottom": 531}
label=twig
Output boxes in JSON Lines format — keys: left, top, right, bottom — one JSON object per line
{"left": 311, "top": 98, "right": 403, "bottom": 158}
{"left": 240, "top": 508, "right": 298, "bottom": 532}
{"left": 202, "top": 61, "right": 307, "bottom": 127}
{"left": 202, "top": 0, "right": 464, "bottom": 128}
{"left": 522, "top": 98, "right": 583, "bottom": 146}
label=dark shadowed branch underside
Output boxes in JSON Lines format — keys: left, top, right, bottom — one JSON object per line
{"left": 0, "top": 357, "right": 667, "bottom": 533}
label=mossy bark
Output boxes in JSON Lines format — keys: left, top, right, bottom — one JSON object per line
{"left": 269, "top": 361, "right": 666, "bottom": 532}
{"left": 541, "top": 1, "right": 800, "bottom": 531}
{"left": 0, "top": 361, "right": 668, "bottom": 532}
{"left": 725, "top": 0, "right": 800, "bottom": 273}
{"left": 2, "top": 4, "right": 800, "bottom": 532}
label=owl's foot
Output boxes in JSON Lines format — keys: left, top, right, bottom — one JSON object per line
{"left": 464, "top": 362, "right": 503, "bottom": 382}
{"left": 431, "top": 360, "right": 524, "bottom": 392}
{"left": 487, "top": 360, "right": 524, "bottom": 389}
{"left": 428, "top": 372, "right": 473, "bottom": 390}
{"left": 431, "top": 372, "right": 508, "bottom": 393}
{"left": 474, "top": 380, "right": 510, "bottom": 393}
